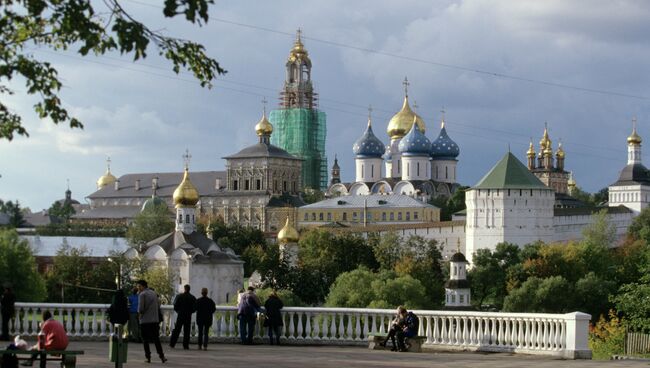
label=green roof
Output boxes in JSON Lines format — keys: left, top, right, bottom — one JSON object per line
{"left": 473, "top": 152, "right": 548, "bottom": 189}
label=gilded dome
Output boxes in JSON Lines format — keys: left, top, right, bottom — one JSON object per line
{"left": 387, "top": 96, "right": 425, "bottom": 140}
{"left": 556, "top": 142, "right": 565, "bottom": 158}
{"left": 173, "top": 168, "right": 199, "bottom": 207}
{"left": 526, "top": 141, "right": 536, "bottom": 157}
{"left": 255, "top": 112, "right": 273, "bottom": 136}
{"left": 539, "top": 126, "right": 551, "bottom": 150}
{"left": 628, "top": 127, "right": 642, "bottom": 145}
{"left": 97, "top": 169, "right": 117, "bottom": 189}
{"left": 288, "top": 31, "right": 311, "bottom": 66}
{"left": 277, "top": 217, "right": 299, "bottom": 244}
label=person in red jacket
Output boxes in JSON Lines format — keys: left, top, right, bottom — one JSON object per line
{"left": 21, "top": 311, "right": 69, "bottom": 366}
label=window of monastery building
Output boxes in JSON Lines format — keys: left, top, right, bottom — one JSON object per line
{"left": 398, "top": 212, "right": 403, "bottom": 221}
{"left": 327, "top": 213, "right": 332, "bottom": 221}
{"left": 319, "top": 213, "right": 324, "bottom": 221}
{"left": 343, "top": 213, "right": 347, "bottom": 221}
{"left": 256, "top": 179, "right": 261, "bottom": 190}
{"left": 390, "top": 213, "right": 394, "bottom": 220}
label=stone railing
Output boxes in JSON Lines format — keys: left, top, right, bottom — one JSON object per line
{"left": 9, "top": 303, "right": 591, "bottom": 359}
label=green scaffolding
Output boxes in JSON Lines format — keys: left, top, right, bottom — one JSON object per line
{"left": 269, "top": 108, "right": 328, "bottom": 191}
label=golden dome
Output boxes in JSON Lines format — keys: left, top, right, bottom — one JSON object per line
{"left": 387, "top": 96, "right": 425, "bottom": 139}
{"left": 539, "top": 126, "right": 551, "bottom": 150}
{"left": 556, "top": 142, "right": 565, "bottom": 158}
{"left": 568, "top": 172, "right": 576, "bottom": 186}
{"left": 288, "top": 31, "right": 311, "bottom": 64}
{"left": 97, "top": 169, "right": 117, "bottom": 189}
{"left": 277, "top": 217, "right": 299, "bottom": 244}
{"left": 255, "top": 112, "right": 273, "bottom": 136}
{"left": 173, "top": 168, "right": 199, "bottom": 207}
{"left": 526, "top": 141, "right": 536, "bottom": 157}
{"left": 628, "top": 127, "right": 642, "bottom": 145}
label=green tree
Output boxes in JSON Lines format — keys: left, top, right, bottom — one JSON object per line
{"left": 47, "top": 201, "right": 76, "bottom": 223}
{"left": 574, "top": 272, "right": 616, "bottom": 319}
{"left": 325, "top": 267, "right": 377, "bottom": 308}
{"left": 467, "top": 242, "right": 520, "bottom": 309}
{"left": 369, "top": 232, "right": 402, "bottom": 271}
{"left": 301, "top": 188, "right": 324, "bottom": 205}
{"left": 370, "top": 275, "right": 427, "bottom": 310}
{"left": 140, "top": 266, "right": 174, "bottom": 304}
{"left": 244, "top": 242, "right": 292, "bottom": 290}
{"left": 0, "top": 0, "right": 225, "bottom": 140}
{"left": 126, "top": 204, "right": 174, "bottom": 251}
{"left": 394, "top": 236, "right": 445, "bottom": 308}
{"left": 428, "top": 186, "right": 468, "bottom": 221}
{"left": 0, "top": 229, "right": 46, "bottom": 301}
{"left": 503, "top": 276, "right": 572, "bottom": 313}
{"left": 205, "top": 220, "right": 267, "bottom": 276}
{"left": 0, "top": 200, "right": 24, "bottom": 228}
{"left": 628, "top": 207, "right": 650, "bottom": 244}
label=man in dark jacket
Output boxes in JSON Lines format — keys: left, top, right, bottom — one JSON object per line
{"left": 169, "top": 284, "right": 196, "bottom": 349}
{"left": 195, "top": 288, "right": 216, "bottom": 350}
{"left": 1, "top": 287, "right": 15, "bottom": 341}
{"left": 237, "top": 286, "right": 261, "bottom": 345}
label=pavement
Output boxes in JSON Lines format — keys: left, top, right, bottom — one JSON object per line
{"left": 62, "top": 341, "right": 650, "bottom": 368}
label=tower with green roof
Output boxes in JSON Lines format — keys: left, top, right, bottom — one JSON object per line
{"left": 465, "top": 152, "right": 554, "bottom": 263}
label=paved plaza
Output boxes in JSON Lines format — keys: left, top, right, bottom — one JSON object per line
{"left": 59, "top": 341, "right": 649, "bottom": 368}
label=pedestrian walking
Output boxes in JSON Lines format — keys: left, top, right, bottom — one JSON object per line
{"left": 169, "top": 284, "right": 196, "bottom": 350}
{"left": 195, "top": 288, "right": 216, "bottom": 350}
{"left": 263, "top": 291, "right": 284, "bottom": 345}
{"left": 1, "top": 286, "right": 15, "bottom": 341}
{"left": 136, "top": 280, "right": 167, "bottom": 364}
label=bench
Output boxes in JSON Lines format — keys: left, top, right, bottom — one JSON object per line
{"left": 368, "top": 334, "right": 426, "bottom": 352}
{"left": 0, "top": 349, "right": 84, "bottom": 368}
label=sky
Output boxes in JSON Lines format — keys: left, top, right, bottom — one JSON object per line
{"left": 2, "top": 0, "right": 650, "bottom": 211}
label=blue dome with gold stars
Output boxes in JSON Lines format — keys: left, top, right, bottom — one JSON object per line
{"left": 398, "top": 122, "right": 431, "bottom": 156}
{"left": 353, "top": 122, "right": 385, "bottom": 158}
{"left": 431, "top": 122, "right": 459, "bottom": 159}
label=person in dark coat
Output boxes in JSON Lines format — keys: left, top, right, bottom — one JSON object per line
{"left": 237, "top": 287, "right": 261, "bottom": 345}
{"left": 108, "top": 289, "right": 130, "bottom": 328}
{"left": 1, "top": 287, "right": 16, "bottom": 341}
{"left": 263, "top": 291, "right": 284, "bottom": 345}
{"left": 195, "top": 288, "right": 216, "bottom": 350}
{"left": 127, "top": 288, "right": 141, "bottom": 342}
{"left": 169, "top": 284, "right": 196, "bottom": 350}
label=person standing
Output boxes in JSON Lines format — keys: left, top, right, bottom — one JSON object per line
{"left": 127, "top": 288, "right": 141, "bottom": 342}
{"left": 1, "top": 287, "right": 16, "bottom": 341}
{"left": 237, "top": 287, "right": 261, "bottom": 345}
{"left": 108, "top": 289, "right": 129, "bottom": 328}
{"left": 136, "top": 280, "right": 167, "bottom": 364}
{"left": 195, "top": 288, "right": 216, "bottom": 350}
{"left": 169, "top": 284, "right": 196, "bottom": 350}
{"left": 263, "top": 291, "right": 284, "bottom": 345}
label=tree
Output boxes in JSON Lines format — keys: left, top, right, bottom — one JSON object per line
{"left": 0, "top": 228, "right": 46, "bottom": 301}
{"left": 428, "top": 186, "right": 468, "bottom": 221}
{"left": 369, "top": 232, "right": 403, "bottom": 271}
{"left": 47, "top": 200, "right": 76, "bottom": 223}
{"left": 628, "top": 207, "right": 650, "bottom": 244}
{"left": 205, "top": 219, "right": 267, "bottom": 276}
{"left": 140, "top": 266, "right": 174, "bottom": 304}
{"left": 244, "top": 242, "right": 293, "bottom": 290}
{"left": 467, "top": 243, "right": 521, "bottom": 309}
{"left": 0, "top": 200, "right": 24, "bottom": 228}
{"left": 325, "top": 267, "right": 377, "bottom": 308}
{"left": 125, "top": 205, "right": 174, "bottom": 251}
{"left": 503, "top": 276, "right": 572, "bottom": 313}
{"left": 301, "top": 188, "right": 324, "bottom": 205}
{"left": 394, "top": 236, "right": 445, "bottom": 308}
{"left": 1, "top": 0, "right": 226, "bottom": 140}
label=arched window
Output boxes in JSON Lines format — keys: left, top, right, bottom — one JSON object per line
{"left": 185, "top": 214, "right": 190, "bottom": 223}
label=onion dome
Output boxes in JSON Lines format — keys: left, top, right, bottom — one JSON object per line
{"left": 255, "top": 112, "right": 273, "bottom": 137}
{"left": 398, "top": 117, "right": 431, "bottom": 155}
{"left": 556, "top": 142, "right": 565, "bottom": 158}
{"left": 430, "top": 120, "right": 460, "bottom": 159}
{"left": 173, "top": 168, "right": 199, "bottom": 207}
{"left": 277, "top": 217, "right": 299, "bottom": 244}
{"left": 387, "top": 96, "right": 425, "bottom": 140}
{"left": 450, "top": 251, "right": 467, "bottom": 263}
{"left": 287, "top": 30, "right": 311, "bottom": 66}
{"left": 526, "top": 141, "right": 536, "bottom": 158}
{"left": 628, "top": 126, "right": 642, "bottom": 145}
{"left": 97, "top": 167, "right": 117, "bottom": 189}
{"left": 141, "top": 194, "right": 167, "bottom": 212}
{"left": 568, "top": 172, "right": 576, "bottom": 187}
{"left": 353, "top": 119, "right": 386, "bottom": 158}
{"left": 539, "top": 125, "right": 551, "bottom": 150}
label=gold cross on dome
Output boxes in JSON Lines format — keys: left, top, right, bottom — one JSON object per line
{"left": 262, "top": 97, "right": 268, "bottom": 115}
{"left": 106, "top": 156, "right": 111, "bottom": 171}
{"left": 402, "top": 76, "right": 410, "bottom": 97}
{"left": 183, "top": 149, "right": 192, "bottom": 170}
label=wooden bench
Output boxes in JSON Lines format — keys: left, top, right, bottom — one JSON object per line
{"left": 368, "top": 334, "right": 426, "bottom": 352}
{"left": 0, "top": 349, "right": 84, "bottom": 368}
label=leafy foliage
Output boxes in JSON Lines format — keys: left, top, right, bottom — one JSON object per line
{"left": 125, "top": 204, "right": 174, "bottom": 251}
{"left": 428, "top": 186, "right": 468, "bottom": 221}
{"left": 205, "top": 219, "right": 267, "bottom": 277}
{"left": 0, "top": 228, "right": 46, "bottom": 301}
{"left": 0, "top": 0, "right": 226, "bottom": 140}
{"left": 301, "top": 188, "right": 324, "bottom": 205}
{"left": 589, "top": 311, "right": 626, "bottom": 360}
{"left": 0, "top": 200, "right": 24, "bottom": 227}
{"left": 467, "top": 242, "right": 521, "bottom": 309}
{"left": 47, "top": 200, "right": 76, "bottom": 222}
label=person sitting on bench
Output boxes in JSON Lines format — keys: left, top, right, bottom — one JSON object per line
{"left": 379, "top": 306, "right": 407, "bottom": 351}
{"left": 20, "top": 311, "right": 68, "bottom": 366}
{"left": 396, "top": 309, "right": 419, "bottom": 352}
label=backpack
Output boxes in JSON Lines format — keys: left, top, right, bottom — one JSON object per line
{"left": 405, "top": 312, "right": 419, "bottom": 334}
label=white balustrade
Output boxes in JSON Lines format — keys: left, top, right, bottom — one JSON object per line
{"left": 11, "top": 303, "right": 590, "bottom": 359}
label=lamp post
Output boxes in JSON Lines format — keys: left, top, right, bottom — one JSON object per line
{"left": 107, "top": 258, "right": 123, "bottom": 290}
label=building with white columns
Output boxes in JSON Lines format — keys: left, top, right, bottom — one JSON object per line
{"left": 609, "top": 123, "right": 650, "bottom": 213}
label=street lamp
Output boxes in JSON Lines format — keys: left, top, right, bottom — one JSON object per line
{"left": 107, "top": 257, "right": 123, "bottom": 289}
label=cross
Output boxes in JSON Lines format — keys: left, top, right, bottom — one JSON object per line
{"left": 412, "top": 101, "right": 418, "bottom": 112}
{"left": 262, "top": 97, "right": 268, "bottom": 115}
{"left": 296, "top": 28, "right": 303, "bottom": 43}
{"left": 367, "top": 105, "right": 373, "bottom": 121}
{"left": 456, "top": 238, "right": 461, "bottom": 253}
{"left": 440, "top": 106, "right": 446, "bottom": 121}
{"left": 106, "top": 156, "right": 111, "bottom": 171}
{"left": 633, "top": 116, "right": 638, "bottom": 130}
{"left": 66, "top": 178, "right": 70, "bottom": 190}
{"left": 402, "top": 76, "right": 409, "bottom": 97}
{"left": 183, "top": 149, "right": 192, "bottom": 170}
